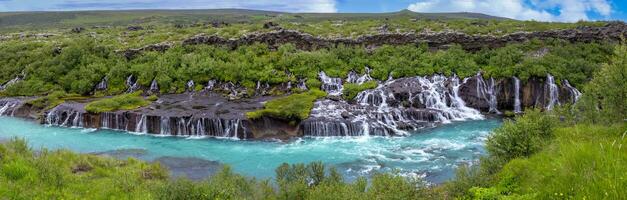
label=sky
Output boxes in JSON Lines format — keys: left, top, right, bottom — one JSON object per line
{"left": 0, "top": 0, "right": 625, "bottom": 22}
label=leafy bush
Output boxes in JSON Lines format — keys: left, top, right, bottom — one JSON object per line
{"left": 575, "top": 43, "right": 627, "bottom": 124}
{"left": 342, "top": 81, "right": 378, "bottom": 100}
{"left": 246, "top": 89, "right": 326, "bottom": 121}
{"left": 485, "top": 109, "right": 555, "bottom": 163}
{"left": 85, "top": 91, "right": 152, "bottom": 113}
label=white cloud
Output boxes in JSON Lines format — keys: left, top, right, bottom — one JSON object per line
{"left": 0, "top": 0, "right": 338, "bottom": 13}
{"left": 407, "top": 0, "right": 613, "bottom": 22}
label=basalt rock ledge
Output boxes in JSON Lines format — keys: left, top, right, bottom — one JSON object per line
{"left": 0, "top": 73, "right": 581, "bottom": 140}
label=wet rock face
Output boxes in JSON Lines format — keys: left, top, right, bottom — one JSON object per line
{"left": 41, "top": 92, "right": 279, "bottom": 139}
{"left": 6, "top": 72, "right": 583, "bottom": 139}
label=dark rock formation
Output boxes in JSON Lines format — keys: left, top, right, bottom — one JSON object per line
{"left": 181, "top": 22, "right": 627, "bottom": 51}
{"left": 121, "top": 42, "right": 173, "bottom": 60}
{"left": 263, "top": 21, "right": 280, "bottom": 29}
{"left": 3, "top": 73, "right": 583, "bottom": 139}
{"left": 71, "top": 27, "right": 84, "bottom": 33}
{"left": 127, "top": 26, "right": 144, "bottom": 31}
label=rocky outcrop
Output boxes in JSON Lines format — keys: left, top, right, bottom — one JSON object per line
{"left": 181, "top": 22, "right": 627, "bottom": 51}
{"left": 3, "top": 72, "right": 583, "bottom": 139}
{"left": 121, "top": 42, "right": 173, "bottom": 60}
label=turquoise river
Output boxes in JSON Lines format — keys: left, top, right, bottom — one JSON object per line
{"left": 0, "top": 116, "right": 501, "bottom": 183}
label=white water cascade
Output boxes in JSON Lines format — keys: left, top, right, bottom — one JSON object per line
{"left": 160, "top": 116, "right": 171, "bottom": 135}
{"left": 562, "top": 80, "right": 582, "bottom": 103}
{"left": 304, "top": 75, "right": 484, "bottom": 137}
{"left": 206, "top": 80, "right": 217, "bottom": 90}
{"left": 135, "top": 115, "right": 148, "bottom": 133}
{"left": 318, "top": 71, "right": 343, "bottom": 96}
{"left": 0, "top": 100, "right": 19, "bottom": 116}
{"left": 545, "top": 74, "right": 559, "bottom": 110}
{"left": 513, "top": 77, "right": 522, "bottom": 113}
{"left": 186, "top": 80, "right": 195, "bottom": 92}
{"left": 45, "top": 106, "right": 83, "bottom": 127}
{"left": 150, "top": 79, "right": 159, "bottom": 92}
{"left": 474, "top": 73, "right": 501, "bottom": 114}
{"left": 346, "top": 67, "right": 373, "bottom": 84}
{"left": 0, "top": 76, "right": 22, "bottom": 91}
{"left": 95, "top": 77, "right": 108, "bottom": 91}
{"left": 126, "top": 75, "right": 140, "bottom": 93}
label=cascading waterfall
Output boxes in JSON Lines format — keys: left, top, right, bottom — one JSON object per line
{"left": 150, "top": 79, "right": 159, "bottom": 92}
{"left": 160, "top": 116, "right": 171, "bottom": 135}
{"left": 304, "top": 75, "right": 483, "bottom": 137}
{"left": 135, "top": 114, "right": 148, "bottom": 133}
{"left": 562, "top": 80, "right": 582, "bottom": 103}
{"left": 126, "top": 75, "right": 140, "bottom": 93}
{"left": 0, "top": 101, "right": 18, "bottom": 116}
{"left": 297, "top": 79, "right": 308, "bottom": 90}
{"left": 545, "top": 74, "right": 559, "bottom": 110}
{"left": 474, "top": 73, "right": 501, "bottom": 114}
{"left": 346, "top": 67, "right": 373, "bottom": 84}
{"left": 45, "top": 106, "right": 83, "bottom": 127}
{"left": 318, "top": 71, "right": 343, "bottom": 96}
{"left": 206, "top": 80, "right": 216, "bottom": 90}
{"left": 0, "top": 76, "right": 22, "bottom": 91}
{"left": 186, "top": 80, "right": 195, "bottom": 92}
{"left": 513, "top": 77, "right": 522, "bottom": 113}
{"left": 95, "top": 77, "right": 108, "bottom": 91}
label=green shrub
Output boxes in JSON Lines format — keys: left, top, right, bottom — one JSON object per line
{"left": 342, "top": 81, "right": 378, "bottom": 100}
{"left": 246, "top": 89, "right": 326, "bottom": 121}
{"left": 85, "top": 91, "right": 152, "bottom": 113}
{"left": 485, "top": 109, "right": 556, "bottom": 163}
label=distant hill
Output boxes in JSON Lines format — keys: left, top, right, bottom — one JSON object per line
{"left": 0, "top": 9, "right": 509, "bottom": 31}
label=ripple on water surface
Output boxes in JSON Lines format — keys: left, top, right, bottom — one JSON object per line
{"left": 0, "top": 116, "right": 501, "bottom": 183}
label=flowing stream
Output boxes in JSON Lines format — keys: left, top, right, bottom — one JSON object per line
{"left": 0, "top": 116, "right": 500, "bottom": 183}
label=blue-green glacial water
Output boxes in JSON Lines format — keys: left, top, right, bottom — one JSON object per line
{"left": 0, "top": 116, "right": 501, "bottom": 183}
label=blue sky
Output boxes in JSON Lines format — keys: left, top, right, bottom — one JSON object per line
{"left": 0, "top": 0, "right": 625, "bottom": 22}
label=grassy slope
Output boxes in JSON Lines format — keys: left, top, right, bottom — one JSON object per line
{"left": 0, "top": 9, "right": 505, "bottom": 30}
{"left": 470, "top": 124, "right": 627, "bottom": 199}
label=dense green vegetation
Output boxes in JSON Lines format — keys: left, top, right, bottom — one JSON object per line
{"left": 0, "top": 44, "right": 624, "bottom": 200}
{"left": 247, "top": 89, "right": 326, "bottom": 121}
{"left": 343, "top": 81, "right": 378, "bottom": 100}
{"left": 84, "top": 92, "right": 153, "bottom": 113}
{"left": 0, "top": 38, "right": 613, "bottom": 97}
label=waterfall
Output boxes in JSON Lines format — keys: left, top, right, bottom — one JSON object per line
{"left": 0, "top": 76, "right": 22, "bottom": 91}
{"left": 305, "top": 75, "right": 483, "bottom": 137}
{"left": 126, "top": 75, "right": 139, "bottom": 93}
{"left": 206, "top": 80, "right": 216, "bottom": 90}
{"left": 150, "top": 79, "right": 159, "bottom": 92}
{"left": 44, "top": 106, "right": 83, "bottom": 128}
{"left": 562, "top": 80, "right": 582, "bottom": 103}
{"left": 475, "top": 73, "right": 501, "bottom": 114}
{"left": 0, "top": 100, "right": 18, "bottom": 116}
{"left": 135, "top": 115, "right": 147, "bottom": 133}
{"left": 318, "top": 71, "right": 343, "bottom": 96}
{"left": 346, "top": 67, "right": 373, "bottom": 84}
{"left": 545, "top": 74, "right": 559, "bottom": 110}
{"left": 160, "top": 116, "right": 171, "bottom": 135}
{"left": 95, "top": 77, "right": 108, "bottom": 91}
{"left": 513, "top": 77, "right": 522, "bottom": 113}
{"left": 415, "top": 75, "right": 484, "bottom": 121}
{"left": 297, "top": 79, "right": 308, "bottom": 90}
{"left": 186, "top": 80, "right": 195, "bottom": 92}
